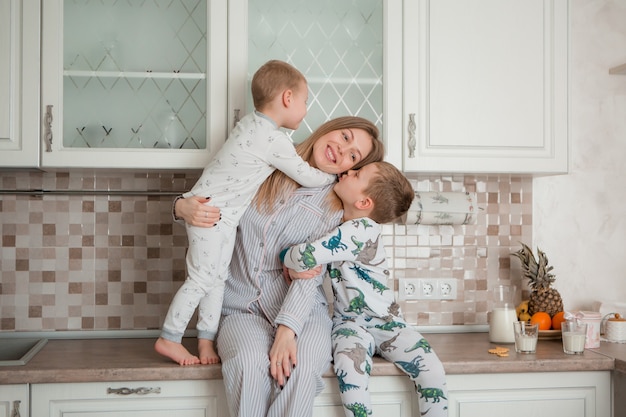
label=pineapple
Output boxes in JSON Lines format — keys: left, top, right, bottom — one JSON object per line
{"left": 511, "top": 243, "right": 564, "bottom": 317}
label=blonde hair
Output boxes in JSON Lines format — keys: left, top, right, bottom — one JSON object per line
{"left": 365, "top": 161, "right": 415, "bottom": 224}
{"left": 251, "top": 60, "right": 307, "bottom": 110}
{"left": 255, "top": 116, "right": 384, "bottom": 212}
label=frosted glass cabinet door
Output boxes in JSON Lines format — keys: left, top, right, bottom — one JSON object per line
{"left": 0, "top": 0, "right": 40, "bottom": 168}
{"left": 229, "top": 0, "right": 389, "bottom": 147}
{"left": 41, "top": 0, "right": 228, "bottom": 169}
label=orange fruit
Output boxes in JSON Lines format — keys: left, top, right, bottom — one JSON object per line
{"left": 530, "top": 312, "right": 552, "bottom": 330}
{"left": 551, "top": 311, "right": 566, "bottom": 330}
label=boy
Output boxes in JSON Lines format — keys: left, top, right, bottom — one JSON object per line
{"left": 282, "top": 161, "right": 449, "bottom": 417}
{"left": 155, "top": 60, "right": 336, "bottom": 365}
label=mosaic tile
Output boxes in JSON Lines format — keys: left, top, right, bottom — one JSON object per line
{"left": 0, "top": 171, "right": 531, "bottom": 331}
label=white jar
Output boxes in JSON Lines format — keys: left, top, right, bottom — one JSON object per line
{"left": 489, "top": 285, "right": 517, "bottom": 343}
{"left": 604, "top": 313, "right": 626, "bottom": 343}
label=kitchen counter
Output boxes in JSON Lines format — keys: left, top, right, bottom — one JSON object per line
{"left": 0, "top": 332, "right": 616, "bottom": 385}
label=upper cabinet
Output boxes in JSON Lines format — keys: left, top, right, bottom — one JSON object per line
{"left": 40, "top": 0, "right": 228, "bottom": 169}
{"left": 228, "top": 0, "right": 386, "bottom": 146}
{"left": 0, "top": 0, "right": 40, "bottom": 168}
{"left": 388, "top": 0, "right": 569, "bottom": 174}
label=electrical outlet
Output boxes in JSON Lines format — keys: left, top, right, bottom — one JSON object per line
{"left": 398, "top": 278, "right": 458, "bottom": 300}
{"left": 438, "top": 278, "right": 458, "bottom": 299}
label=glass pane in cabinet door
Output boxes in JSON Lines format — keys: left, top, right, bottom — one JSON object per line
{"left": 62, "top": 0, "right": 207, "bottom": 149}
{"left": 248, "top": 0, "right": 383, "bottom": 143}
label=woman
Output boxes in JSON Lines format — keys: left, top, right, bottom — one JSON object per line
{"left": 175, "top": 116, "right": 384, "bottom": 417}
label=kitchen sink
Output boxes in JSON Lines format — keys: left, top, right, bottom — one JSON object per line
{"left": 0, "top": 338, "right": 48, "bottom": 366}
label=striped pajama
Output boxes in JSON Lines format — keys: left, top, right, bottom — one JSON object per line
{"left": 218, "top": 184, "right": 342, "bottom": 417}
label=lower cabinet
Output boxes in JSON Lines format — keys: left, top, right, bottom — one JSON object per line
{"left": 0, "top": 384, "right": 28, "bottom": 417}
{"left": 446, "top": 371, "right": 611, "bottom": 417}
{"left": 31, "top": 380, "right": 229, "bottom": 417}
{"left": 313, "top": 375, "right": 418, "bottom": 417}
{"left": 24, "top": 370, "right": 613, "bottom": 417}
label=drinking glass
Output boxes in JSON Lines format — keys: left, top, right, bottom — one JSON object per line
{"left": 513, "top": 321, "right": 538, "bottom": 354}
{"left": 562, "top": 321, "right": 587, "bottom": 355}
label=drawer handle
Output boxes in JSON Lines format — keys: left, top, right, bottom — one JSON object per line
{"left": 11, "top": 400, "right": 20, "bottom": 417}
{"left": 44, "top": 105, "right": 54, "bottom": 152}
{"left": 107, "top": 387, "right": 161, "bottom": 396}
{"left": 407, "top": 113, "right": 416, "bottom": 158}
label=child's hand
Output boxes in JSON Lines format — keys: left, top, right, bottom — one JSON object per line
{"left": 282, "top": 265, "right": 322, "bottom": 285}
{"left": 289, "top": 266, "right": 322, "bottom": 280}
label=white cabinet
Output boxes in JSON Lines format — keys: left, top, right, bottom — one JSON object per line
{"left": 446, "top": 371, "right": 611, "bottom": 417}
{"left": 389, "top": 0, "right": 569, "bottom": 174}
{"left": 40, "top": 0, "right": 228, "bottom": 169}
{"left": 0, "top": 0, "right": 40, "bottom": 168}
{"left": 31, "top": 380, "right": 229, "bottom": 417}
{"left": 0, "top": 384, "right": 28, "bottom": 417}
{"left": 314, "top": 375, "right": 418, "bottom": 416}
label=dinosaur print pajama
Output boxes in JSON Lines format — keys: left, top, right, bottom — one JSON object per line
{"left": 283, "top": 217, "right": 449, "bottom": 417}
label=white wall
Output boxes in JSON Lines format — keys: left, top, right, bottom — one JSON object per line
{"left": 534, "top": 0, "right": 626, "bottom": 311}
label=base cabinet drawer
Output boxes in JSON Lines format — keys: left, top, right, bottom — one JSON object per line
{"left": 446, "top": 371, "right": 611, "bottom": 417}
{"left": 31, "top": 380, "right": 228, "bottom": 417}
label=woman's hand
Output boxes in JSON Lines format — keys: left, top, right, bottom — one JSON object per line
{"left": 175, "top": 196, "right": 220, "bottom": 227}
{"left": 269, "top": 325, "right": 297, "bottom": 386}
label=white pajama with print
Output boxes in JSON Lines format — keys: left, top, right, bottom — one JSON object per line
{"left": 283, "top": 218, "right": 449, "bottom": 417}
{"left": 161, "top": 111, "right": 334, "bottom": 343}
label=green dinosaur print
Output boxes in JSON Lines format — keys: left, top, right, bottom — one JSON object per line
{"left": 352, "top": 218, "right": 374, "bottom": 229}
{"left": 350, "top": 235, "right": 364, "bottom": 255}
{"left": 332, "top": 327, "right": 362, "bottom": 340}
{"left": 417, "top": 384, "right": 447, "bottom": 403}
{"left": 335, "top": 369, "right": 359, "bottom": 393}
{"left": 343, "top": 286, "right": 373, "bottom": 315}
{"left": 431, "top": 193, "right": 449, "bottom": 204}
{"left": 404, "top": 338, "right": 432, "bottom": 353}
{"left": 344, "top": 402, "right": 372, "bottom": 417}
{"left": 322, "top": 228, "right": 348, "bottom": 254}
{"left": 298, "top": 243, "right": 318, "bottom": 269}
{"left": 350, "top": 264, "right": 373, "bottom": 281}
{"left": 395, "top": 356, "right": 426, "bottom": 379}
{"left": 374, "top": 320, "right": 406, "bottom": 331}
{"left": 327, "top": 265, "right": 344, "bottom": 281}
{"left": 369, "top": 278, "right": 388, "bottom": 294}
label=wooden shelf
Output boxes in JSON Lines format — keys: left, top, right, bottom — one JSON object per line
{"left": 609, "top": 63, "right": 626, "bottom": 74}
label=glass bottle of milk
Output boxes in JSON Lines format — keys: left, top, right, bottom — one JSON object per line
{"left": 489, "top": 285, "right": 518, "bottom": 343}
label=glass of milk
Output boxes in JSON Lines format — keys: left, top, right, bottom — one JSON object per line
{"left": 514, "top": 321, "right": 539, "bottom": 353}
{"left": 562, "top": 320, "right": 587, "bottom": 355}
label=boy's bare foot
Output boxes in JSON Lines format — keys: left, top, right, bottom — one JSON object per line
{"left": 198, "top": 339, "right": 220, "bottom": 365}
{"left": 155, "top": 337, "right": 200, "bottom": 366}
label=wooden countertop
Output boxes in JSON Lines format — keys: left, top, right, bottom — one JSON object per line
{"left": 0, "top": 333, "right": 617, "bottom": 385}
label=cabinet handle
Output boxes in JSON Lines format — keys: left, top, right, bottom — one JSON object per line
{"left": 107, "top": 387, "right": 161, "bottom": 396}
{"left": 44, "top": 105, "right": 53, "bottom": 152}
{"left": 233, "top": 108, "right": 241, "bottom": 128}
{"left": 407, "top": 113, "right": 416, "bottom": 158}
{"left": 11, "top": 400, "right": 20, "bottom": 417}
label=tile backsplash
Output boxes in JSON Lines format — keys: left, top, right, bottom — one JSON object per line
{"left": 0, "top": 171, "right": 531, "bottom": 333}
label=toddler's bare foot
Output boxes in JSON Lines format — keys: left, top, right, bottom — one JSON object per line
{"left": 155, "top": 337, "right": 200, "bottom": 366}
{"left": 198, "top": 339, "right": 220, "bottom": 365}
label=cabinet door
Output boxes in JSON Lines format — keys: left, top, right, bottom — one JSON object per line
{"left": 31, "top": 380, "right": 229, "bottom": 417}
{"left": 399, "top": 0, "right": 568, "bottom": 173}
{"left": 0, "top": 384, "right": 28, "bottom": 417}
{"left": 313, "top": 375, "right": 418, "bottom": 416}
{"left": 446, "top": 371, "right": 611, "bottom": 417}
{"left": 40, "top": 0, "right": 228, "bottom": 169}
{"left": 229, "top": 0, "right": 389, "bottom": 147}
{"left": 0, "top": 0, "right": 40, "bottom": 168}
